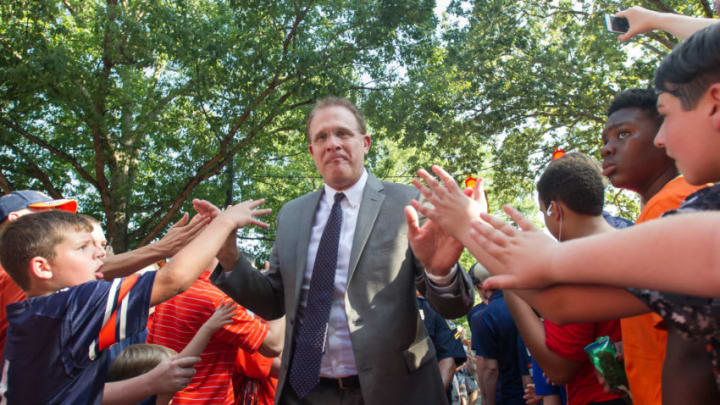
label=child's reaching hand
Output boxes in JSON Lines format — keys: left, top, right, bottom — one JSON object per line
{"left": 201, "top": 302, "right": 238, "bottom": 334}
{"left": 217, "top": 199, "right": 272, "bottom": 229}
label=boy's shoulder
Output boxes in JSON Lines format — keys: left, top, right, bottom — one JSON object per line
{"left": 664, "top": 182, "right": 720, "bottom": 216}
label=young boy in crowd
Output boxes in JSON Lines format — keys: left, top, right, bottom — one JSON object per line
{"left": 0, "top": 190, "right": 77, "bottom": 362}
{"left": 600, "top": 88, "right": 710, "bottom": 404}
{"left": 109, "top": 303, "right": 238, "bottom": 405}
{"left": 0, "top": 198, "right": 269, "bottom": 404}
{"left": 462, "top": 22, "right": 720, "bottom": 392}
{"left": 503, "top": 153, "right": 623, "bottom": 405}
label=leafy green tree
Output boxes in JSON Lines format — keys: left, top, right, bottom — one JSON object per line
{"left": 0, "top": 0, "right": 438, "bottom": 251}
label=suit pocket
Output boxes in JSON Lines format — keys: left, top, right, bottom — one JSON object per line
{"left": 402, "top": 336, "right": 436, "bottom": 372}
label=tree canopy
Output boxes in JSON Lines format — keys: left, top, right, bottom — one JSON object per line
{"left": 1, "top": 0, "right": 713, "bottom": 258}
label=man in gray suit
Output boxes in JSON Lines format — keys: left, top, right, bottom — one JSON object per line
{"left": 195, "top": 97, "right": 474, "bottom": 404}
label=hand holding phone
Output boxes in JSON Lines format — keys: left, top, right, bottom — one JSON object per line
{"left": 604, "top": 14, "right": 629, "bottom": 34}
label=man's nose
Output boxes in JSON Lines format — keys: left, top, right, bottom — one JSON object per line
{"left": 325, "top": 133, "right": 341, "bottom": 149}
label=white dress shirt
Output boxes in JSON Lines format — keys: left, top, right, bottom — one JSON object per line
{"left": 298, "top": 170, "right": 368, "bottom": 378}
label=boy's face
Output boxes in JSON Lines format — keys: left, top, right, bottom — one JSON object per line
{"left": 601, "top": 107, "right": 672, "bottom": 192}
{"left": 91, "top": 223, "right": 109, "bottom": 259}
{"left": 655, "top": 91, "right": 720, "bottom": 185}
{"left": 48, "top": 230, "right": 105, "bottom": 288}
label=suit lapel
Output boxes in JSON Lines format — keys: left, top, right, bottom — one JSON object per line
{"left": 348, "top": 174, "right": 385, "bottom": 282}
{"left": 294, "top": 189, "right": 323, "bottom": 301}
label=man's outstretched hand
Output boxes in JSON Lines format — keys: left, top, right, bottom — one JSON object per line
{"left": 405, "top": 205, "right": 463, "bottom": 280}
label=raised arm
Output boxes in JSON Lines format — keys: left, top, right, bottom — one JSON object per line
{"left": 178, "top": 302, "right": 236, "bottom": 358}
{"left": 150, "top": 199, "right": 270, "bottom": 306}
{"left": 514, "top": 285, "right": 649, "bottom": 325}
{"left": 469, "top": 207, "right": 720, "bottom": 298}
{"left": 503, "top": 292, "right": 580, "bottom": 385}
{"left": 102, "top": 212, "right": 210, "bottom": 280}
{"left": 615, "top": 6, "right": 717, "bottom": 42}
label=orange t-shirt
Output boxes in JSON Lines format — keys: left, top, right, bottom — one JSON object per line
{"left": 621, "top": 176, "right": 707, "bottom": 405}
{"left": 234, "top": 348, "right": 278, "bottom": 405}
{"left": 0, "top": 267, "right": 26, "bottom": 361}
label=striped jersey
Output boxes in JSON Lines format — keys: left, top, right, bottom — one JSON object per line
{"left": 0, "top": 272, "right": 155, "bottom": 404}
{"left": 147, "top": 270, "right": 269, "bottom": 404}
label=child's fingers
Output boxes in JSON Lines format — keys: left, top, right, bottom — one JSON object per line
{"left": 503, "top": 205, "right": 535, "bottom": 232}
{"left": 473, "top": 217, "right": 509, "bottom": 247}
{"left": 481, "top": 212, "right": 517, "bottom": 237}
{"left": 482, "top": 274, "right": 517, "bottom": 290}
{"left": 431, "top": 165, "right": 460, "bottom": 192}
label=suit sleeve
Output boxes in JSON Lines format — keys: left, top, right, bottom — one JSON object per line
{"left": 416, "top": 261, "right": 474, "bottom": 319}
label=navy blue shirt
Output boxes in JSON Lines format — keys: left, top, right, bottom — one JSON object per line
{"left": 470, "top": 290, "right": 527, "bottom": 405}
{"left": 2, "top": 272, "right": 155, "bottom": 404}
{"left": 468, "top": 301, "right": 488, "bottom": 322}
{"left": 417, "top": 296, "right": 466, "bottom": 365}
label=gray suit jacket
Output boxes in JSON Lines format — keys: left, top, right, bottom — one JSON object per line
{"left": 212, "top": 173, "right": 473, "bottom": 404}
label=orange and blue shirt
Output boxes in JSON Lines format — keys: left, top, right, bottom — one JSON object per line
{"left": 0, "top": 272, "right": 155, "bottom": 404}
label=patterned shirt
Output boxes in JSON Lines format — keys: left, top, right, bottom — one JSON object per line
{"left": 628, "top": 183, "right": 720, "bottom": 389}
{"left": 147, "top": 270, "right": 268, "bottom": 404}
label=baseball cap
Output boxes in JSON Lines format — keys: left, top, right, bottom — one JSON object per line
{"left": 0, "top": 190, "right": 77, "bottom": 223}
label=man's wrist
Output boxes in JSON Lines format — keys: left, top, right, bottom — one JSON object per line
{"left": 424, "top": 265, "right": 458, "bottom": 286}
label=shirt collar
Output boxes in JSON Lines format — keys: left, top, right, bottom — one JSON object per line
{"left": 322, "top": 169, "right": 368, "bottom": 209}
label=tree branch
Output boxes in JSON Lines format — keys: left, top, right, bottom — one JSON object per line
{"left": 0, "top": 117, "right": 99, "bottom": 187}
{"left": 5, "top": 142, "right": 64, "bottom": 198}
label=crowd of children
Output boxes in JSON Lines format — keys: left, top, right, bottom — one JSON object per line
{"left": 413, "top": 15, "right": 720, "bottom": 405}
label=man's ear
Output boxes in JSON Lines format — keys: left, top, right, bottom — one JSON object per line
{"left": 29, "top": 256, "right": 53, "bottom": 280}
{"left": 709, "top": 83, "right": 720, "bottom": 131}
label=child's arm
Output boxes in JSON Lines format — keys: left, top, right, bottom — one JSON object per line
{"left": 178, "top": 302, "right": 236, "bottom": 358}
{"left": 150, "top": 199, "right": 270, "bottom": 306}
{"left": 515, "top": 285, "right": 650, "bottom": 325}
{"left": 102, "top": 213, "right": 210, "bottom": 280}
{"left": 469, "top": 206, "right": 720, "bottom": 297}
{"left": 504, "top": 291, "right": 580, "bottom": 385}
{"left": 615, "top": 6, "right": 717, "bottom": 42}
{"left": 102, "top": 356, "right": 200, "bottom": 405}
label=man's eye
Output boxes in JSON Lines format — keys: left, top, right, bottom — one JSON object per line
{"left": 617, "top": 130, "right": 631, "bottom": 139}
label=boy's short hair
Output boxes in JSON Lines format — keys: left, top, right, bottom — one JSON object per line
{"left": 0, "top": 210, "right": 92, "bottom": 290}
{"left": 305, "top": 96, "right": 367, "bottom": 142}
{"left": 607, "top": 89, "right": 662, "bottom": 126}
{"left": 107, "top": 343, "right": 177, "bottom": 382}
{"left": 655, "top": 22, "right": 720, "bottom": 110}
{"left": 537, "top": 152, "right": 605, "bottom": 216}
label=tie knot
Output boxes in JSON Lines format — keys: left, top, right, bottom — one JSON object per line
{"left": 334, "top": 192, "right": 345, "bottom": 204}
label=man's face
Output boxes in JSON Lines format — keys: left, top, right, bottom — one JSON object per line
{"left": 655, "top": 92, "right": 720, "bottom": 185}
{"left": 601, "top": 107, "right": 673, "bottom": 192}
{"left": 49, "top": 230, "right": 105, "bottom": 288}
{"left": 308, "top": 106, "right": 371, "bottom": 190}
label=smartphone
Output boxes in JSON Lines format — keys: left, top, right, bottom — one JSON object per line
{"left": 604, "top": 14, "right": 629, "bottom": 34}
